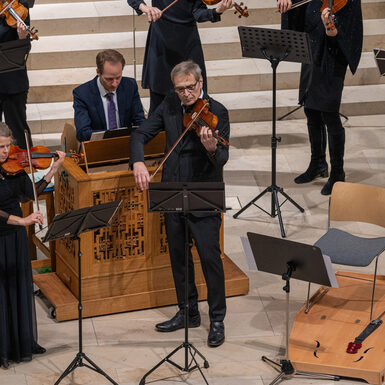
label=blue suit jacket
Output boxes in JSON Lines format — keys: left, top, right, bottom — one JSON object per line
{"left": 73, "top": 76, "right": 145, "bottom": 142}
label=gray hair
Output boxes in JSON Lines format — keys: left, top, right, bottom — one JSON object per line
{"left": 171, "top": 60, "right": 202, "bottom": 83}
{"left": 0, "top": 122, "right": 13, "bottom": 140}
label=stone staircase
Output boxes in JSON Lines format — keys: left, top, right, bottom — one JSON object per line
{"left": 27, "top": 0, "right": 385, "bottom": 139}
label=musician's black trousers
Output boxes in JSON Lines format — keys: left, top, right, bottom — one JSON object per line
{"left": 164, "top": 213, "right": 226, "bottom": 323}
{"left": 0, "top": 91, "right": 32, "bottom": 149}
{"left": 304, "top": 108, "right": 345, "bottom": 175}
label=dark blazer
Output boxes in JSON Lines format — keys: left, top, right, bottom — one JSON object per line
{"left": 130, "top": 92, "right": 229, "bottom": 183}
{"left": 73, "top": 76, "right": 145, "bottom": 142}
{"left": 0, "top": 4, "right": 30, "bottom": 95}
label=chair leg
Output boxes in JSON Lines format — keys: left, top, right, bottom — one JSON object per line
{"left": 370, "top": 256, "right": 379, "bottom": 322}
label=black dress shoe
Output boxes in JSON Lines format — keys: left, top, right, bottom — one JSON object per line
{"left": 32, "top": 343, "right": 46, "bottom": 355}
{"left": 155, "top": 310, "right": 201, "bottom": 332}
{"left": 208, "top": 321, "right": 225, "bottom": 347}
{"left": 320, "top": 172, "right": 345, "bottom": 196}
{"left": 294, "top": 162, "right": 328, "bottom": 184}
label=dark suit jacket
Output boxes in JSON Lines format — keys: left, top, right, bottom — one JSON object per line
{"left": 73, "top": 76, "right": 145, "bottom": 142}
{"left": 130, "top": 92, "right": 229, "bottom": 184}
{"left": 0, "top": 3, "right": 30, "bottom": 95}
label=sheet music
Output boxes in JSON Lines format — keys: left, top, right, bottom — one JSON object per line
{"left": 241, "top": 236, "right": 258, "bottom": 270}
{"left": 322, "top": 254, "right": 339, "bottom": 288}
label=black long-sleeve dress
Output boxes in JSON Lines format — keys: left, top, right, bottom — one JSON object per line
{"left": 127, "top": 0, "right": 221, "bottom": 95}
{"left": 282, "top": 0, "right": 363, "bottom": 112}
{"left": 0, "top": 170, "right": 47, "bottom": 368}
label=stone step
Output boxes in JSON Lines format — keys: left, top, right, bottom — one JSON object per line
{"left": 26, "top": 18, "right": 385, "bottom": 70}
{"left": 26, "top": 83, "right": 385, "bottom": 135}
{"left": 30, "top": 0, "right": 385, "bottom": 36}
{"left": 27, "top": 52, "right": 385, "bottom": 103}
{"left": 32, "top": 113, "right": 385, "bottom": 149}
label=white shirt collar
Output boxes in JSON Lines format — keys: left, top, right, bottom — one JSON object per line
{"left": 97, "top": 77, "right": 116, "bottom": 97}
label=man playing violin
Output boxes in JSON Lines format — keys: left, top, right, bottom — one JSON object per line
{"left": 0, "top": 1, "right": 33, "bottom": 150}
{"left": 130, "top": 60, "right": 229, "bottom": 347}
{"left": 277, "top": 0, "right": 363, "bottom": 195}
{"left": 127, "top": 0, "right": 234, "bottom": 115}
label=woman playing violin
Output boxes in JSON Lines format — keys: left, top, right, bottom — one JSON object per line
{"left": 0, "top": 122, "right": 65, "bottom": 368}
{"left": 127, "top": 0, "right": 234, "bottom": 115}
{"left": 130, "top": 60, "right": 229, "bottom": 347}
{"left": 277, "top": 0, "right": 363, "bottom": 195}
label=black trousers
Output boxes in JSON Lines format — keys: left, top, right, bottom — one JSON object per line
{"left": 0, "top": 91, "right": 32, "bottom": 149}
{"left": 164, "top": 213, "right": 226, "bottom": 323}
{"left": 304, "top": 108, "right": 345, "bottom": 175}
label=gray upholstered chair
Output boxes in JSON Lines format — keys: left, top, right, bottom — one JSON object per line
{"left": 306, "top": 182, "right": 385, "bottom": 320}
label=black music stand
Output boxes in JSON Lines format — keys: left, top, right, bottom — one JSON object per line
{"left": 244, "top": 232, "right": 339, "bottom": 385}
{"left": 233, "top": 26, "right": 312, "bottom": 238}
{"left": 0, "top": 38, "right": 31, "bottom": 74}
{"left": 42, "top": 201, "right": 122, "bottom": 385}
{"left": 374, "top": 48, "right": 385, "bottom": 76}
{"left": 140, "top": 182, "right": 226, "bottom": 385}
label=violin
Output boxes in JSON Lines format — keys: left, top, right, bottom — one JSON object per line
{"left": 0, "top": 0, "right": 39, "bottom": 40}
{"left": 150, "top": 98, "right": 230, "bottom": 179}
{"left": 202, "top": 0, "right": 249, "bottom": 18}
{"left": 161, "top": 0, "right": 248, "bottom": 18}
{"left": 280, "top": 0, "right": 347, "bottom": 15}
{"left": 1, "top": 144, "right": 81, "bottom": 175}
{"left": 183, "top": 99, "right": 230, "bottom": 147}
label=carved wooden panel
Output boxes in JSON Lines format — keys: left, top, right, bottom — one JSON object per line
{"left": 93, "top": 186, "right": 146, "bottom": 261}
{"left": 56, "top": 170, "right": 75, "bottom": 257}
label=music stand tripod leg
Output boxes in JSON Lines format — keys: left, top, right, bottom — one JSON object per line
{"left": 139, "top": 214, "right": 209, "bottom": 385}
{"left": 54, "top": 237, "right": 119, "bottom": 385}
{"left": 261, "top": 262, "right": 339, "bottom": 385}
{"left": 233, "top": 187, "right": 270, "bottom": 219}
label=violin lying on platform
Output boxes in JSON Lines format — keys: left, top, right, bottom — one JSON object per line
{"left": 1, "top": 145, "right": 82, "bottom": 175}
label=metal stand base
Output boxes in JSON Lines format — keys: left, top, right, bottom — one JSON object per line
{"left": 55, "top": 352, "right": 118, "bottom": 385}
{"left": 139, "top": 342, "right": 209, "bottom": 385}
{"left": 262, "top": 356, "right": 339, "bottom": 385}
{"left": 54, "top": 237, "right": 119, "bottom": 385}
{"left": 139, "top": 215, "right": 210, "bottom": 385}
{"left": 233, "top": 184, "right": 304, "bottom": 238}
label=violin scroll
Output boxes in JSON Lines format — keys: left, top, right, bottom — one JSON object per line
{"left": 234, "top": 2, "right": 248, "bottom": 18}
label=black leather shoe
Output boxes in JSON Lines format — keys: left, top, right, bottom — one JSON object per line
{"left": 294, "top": 162, "right": 328, "bottom": 184}
{"left": 208, "top": 321, "right": 225, "bottom": 347}
{"left": 320, "top": 172, "right": 345, "bottom": 196}
{"left": 155, "top": 310, "right": 200, "bottom": 332}
{"left": 32, "top": 343, "right": 46, "bottom": 355}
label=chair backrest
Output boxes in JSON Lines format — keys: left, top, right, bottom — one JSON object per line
{"left": 329, "top": 182, "right": 385, "bottom": 228}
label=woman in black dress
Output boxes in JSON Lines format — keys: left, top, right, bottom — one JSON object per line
{"left": 126, "top": 0, "right": 234, "bottom": 115}
{"left": 0, "top": 122, "right": 65, "bottom": 368}
{"left": 278, "top": 0, "right": 363, "bottom": 195}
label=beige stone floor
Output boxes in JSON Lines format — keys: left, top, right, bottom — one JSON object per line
{"left": 2, "top": 114, "right": 385, "bottom": 385}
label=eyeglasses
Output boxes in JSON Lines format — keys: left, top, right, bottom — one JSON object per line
{"left": 174, "top": 81, "right": 198, "bottom": 94}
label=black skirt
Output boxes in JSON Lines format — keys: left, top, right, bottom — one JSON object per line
{"left": 142, "top": 18, "right": 207, "bottom": 95}
{"left": 0, "top": 227, "right": 38, "bottom": 368}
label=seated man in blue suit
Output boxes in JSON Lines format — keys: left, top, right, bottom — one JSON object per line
{"left": 73, "top": 49, "right": 145, "bottom": 142}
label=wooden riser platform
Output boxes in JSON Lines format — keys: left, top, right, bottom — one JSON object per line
{"left": 290, "top": 271, "right": 385, "bottom": 385}
{"left": 33, "top": 253, "right": 249, "bottom": 322}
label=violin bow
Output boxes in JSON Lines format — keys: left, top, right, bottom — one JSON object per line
{"left": 24, "top": 130, "right": 42, "bottom": 230}
{"left": 160, "top": 0, "right": 180, "bottom": 14}
{"left": 276, "top": 0, "right": 311, "bottom": 13}
{"left": 150, "top": 100, "right": 210, "bottom": 180}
